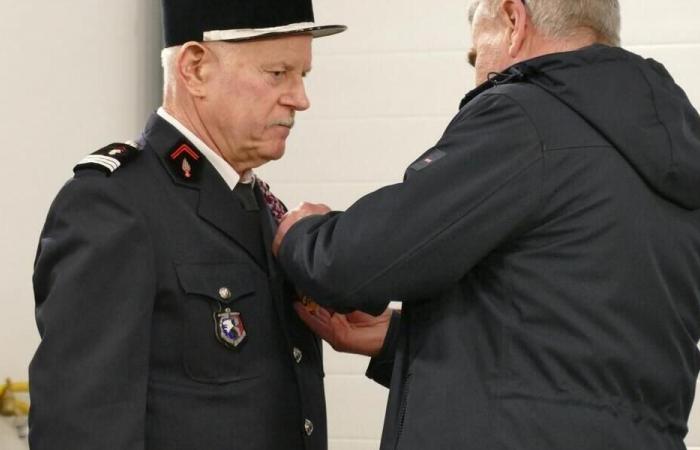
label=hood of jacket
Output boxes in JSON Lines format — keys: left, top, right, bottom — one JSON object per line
{"left": 482, "top": 45, "right": 700, "bottom": 210}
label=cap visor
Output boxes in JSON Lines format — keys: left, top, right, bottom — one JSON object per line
{"left": 215, "top": 24, "right": 347, "bottom": 42}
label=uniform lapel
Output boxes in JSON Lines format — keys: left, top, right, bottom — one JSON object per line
{"left": 143, "top": 113, "right": 268, "bottom": 271}
{"left": 256, "top": 185, "right": 281, "bottom": 278}
{"left": 197, "top": 164, "right": 268, "bottom": 270}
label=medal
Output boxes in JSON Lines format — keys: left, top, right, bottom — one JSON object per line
{"left": 214, "top": 306, "right": 247, "bottom": 349}
{"left": 299, "top": 295, "right": 318, "bottom": 313}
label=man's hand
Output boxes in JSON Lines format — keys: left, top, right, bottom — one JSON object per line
{"left": 294, "top": 303, "right": 393, "bottom": 357}
{"left": 272, "top": 202, "right": 331, "bottom": 256}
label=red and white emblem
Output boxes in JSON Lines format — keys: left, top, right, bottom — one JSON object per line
{"left": 214, "top": 308, "right": 247, "bottom": 348}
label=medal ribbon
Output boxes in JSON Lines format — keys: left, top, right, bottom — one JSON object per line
{"left": 256, "top": 177, "right": 318, "bottom": 311}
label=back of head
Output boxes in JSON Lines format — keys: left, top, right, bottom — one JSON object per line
{"left": 473, "top": 0, "right": 621, "bottom": 46}
{"left": 525, "top": 0, "right": 621, "bottom": 46}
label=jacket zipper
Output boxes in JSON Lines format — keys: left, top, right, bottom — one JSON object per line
{"left": 395, "top": 374, "right": 412, "bottom": 449}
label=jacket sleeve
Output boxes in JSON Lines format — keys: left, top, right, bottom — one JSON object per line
{"left": 29, "top": 173, "right": 156, "bottom": 450}
{"left": 365, "top": 310, "right": 401, "bottom": 388}
{"left": 278, "top": 92, "right": 544, "bottom": 314}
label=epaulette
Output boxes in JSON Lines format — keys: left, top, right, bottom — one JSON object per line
{"left": 74, "top": 141, "right": 141, "bottom": 176}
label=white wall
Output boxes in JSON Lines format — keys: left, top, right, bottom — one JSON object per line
{"left": 1, "top": 1, "right": 699, "bottom": 449}
{"left": 0, "top": 1, "right": 161, "bottom": 448}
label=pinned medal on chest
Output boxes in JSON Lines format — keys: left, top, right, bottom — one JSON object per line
{"left": 214, "top": 305, "right": 247, "bottom": 349}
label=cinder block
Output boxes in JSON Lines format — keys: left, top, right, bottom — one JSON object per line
{"left": 620, "top": 0, "right": 700, "bottom": 45}
{"left": 313, "top": 0, "right": 470, "bottom": 54}
{"left": 328, "top": 439, "right": 379, "bottom": 450}
{"left": 323, "top": 342, "right": 375, "bottom": 376}
{"left": 685, "top": 382, "right": 700, "bottom": 446}
{"left": 625, "top": 44, "right": 700, "bottom": 109}
{"left": 260, "top": 117, "right": 453, "bottom": 184}
{"left": 325, "top": 374, "right": 389, "bottom": 440}
{"left": 303, "top": 52, "right": 475, "bottom": 120}
{"left": 330, "top": 438, "right": 381, "bottom": 450}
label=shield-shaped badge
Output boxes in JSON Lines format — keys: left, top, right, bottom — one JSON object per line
{"left": 214, "top": 308, "right": 247, "bottom": 348}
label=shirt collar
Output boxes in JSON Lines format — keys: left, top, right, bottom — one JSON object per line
{"left": 157, "top": 107, "right": 254, "bottom": 189}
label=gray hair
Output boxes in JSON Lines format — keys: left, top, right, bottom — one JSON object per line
{"left": 161, "top": 46, "right": 181, "bottom": 92}
{"left": 470, "top": 0, "right": 621, "bottom": 46}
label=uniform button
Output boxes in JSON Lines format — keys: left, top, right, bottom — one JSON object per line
{"left": 218, "top": 287, "right": 232, "bottom": 300}
{"left": 304, "top": 419, "right": 314, "bottom": 436}
{"left": 293, "top": 347, "right": 303, "bottom": 363}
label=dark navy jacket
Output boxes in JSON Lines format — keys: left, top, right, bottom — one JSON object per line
{"left": 279, "top": 45, "right": 700, "bottom": 449}
{"left": 31, "top": 114, "right": 326, "bottom": 450}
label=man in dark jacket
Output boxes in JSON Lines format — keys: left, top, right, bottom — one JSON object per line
{"left": 273, "top": 0, "right": 700, "bottom": 448}
{"left": 29, "top": 1, "right": 345, "bottom": 449}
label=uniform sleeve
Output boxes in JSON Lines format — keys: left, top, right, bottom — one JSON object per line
{"left": 278, "top": 93, "right": 544, "bottom": 314}
{"left": 29, "top": 173, "right": 156, "bottom": 450}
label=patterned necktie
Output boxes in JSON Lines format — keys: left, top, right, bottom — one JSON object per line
{"left": 256, "top": 177, "right": 318, "bottom": 312}
{"left": 256, "top": 178, "right": 287, "bottom": 224}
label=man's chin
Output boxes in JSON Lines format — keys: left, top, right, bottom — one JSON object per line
{"left": 264, "top": 143, "right": 287, "bottom": 162}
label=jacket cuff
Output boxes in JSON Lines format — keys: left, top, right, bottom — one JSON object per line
{"left": 365, "top": 310, "right": 401, "bottom": 388}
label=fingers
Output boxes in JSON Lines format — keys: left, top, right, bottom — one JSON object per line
{"left": 294, "top": 301, "right": 341, "bottom": 344}
{"left": 272, "top": 202, "right": 332, "bottom": 256}
{"left": 295, "top": 201, "right": 331, "bottom": 216}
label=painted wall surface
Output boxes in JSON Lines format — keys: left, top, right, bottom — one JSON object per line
{"left": 1, "top": 1, "right": 698, "bottom": 449}
{"left": 0, "top": 1, "right": 162, "bottom": 448}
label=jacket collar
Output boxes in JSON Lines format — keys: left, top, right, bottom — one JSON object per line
{"left": 142, "top": 113, "right": 268, "bottom": 270}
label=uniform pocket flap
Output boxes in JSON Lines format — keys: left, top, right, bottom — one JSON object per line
{"left": 175, "top": 262, "right": 255, "bottom": 302}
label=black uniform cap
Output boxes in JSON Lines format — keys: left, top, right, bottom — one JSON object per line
{"left": 162, "top": 0, "right": 347, "bottom": 47}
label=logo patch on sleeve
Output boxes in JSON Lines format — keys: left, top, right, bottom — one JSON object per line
{"left": 409, "top": 148, "right": 446, "bottom": 172}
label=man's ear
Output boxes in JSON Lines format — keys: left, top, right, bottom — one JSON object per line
{"left": 176, "top": 42, "right": 215, "bottom": 98}
{"left": 497, "top": 0, "right": 529, "bottom": 58}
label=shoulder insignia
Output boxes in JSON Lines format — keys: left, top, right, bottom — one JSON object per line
{"left": 74, "top": 141, "right": 141, "bottom": 175}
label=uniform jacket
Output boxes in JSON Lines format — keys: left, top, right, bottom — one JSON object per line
{"left": 30, "top": 114, "right": 326, "bottom": 450}
{"left": 278, "top": 45, "right": 700, "bottom": 449}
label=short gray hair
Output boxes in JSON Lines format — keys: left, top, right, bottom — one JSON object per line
{"left": 470, "top": 0, "right": 621, "bottom": 46}
{"left": 161, "top": 46, "right": 181, "bottom": 90}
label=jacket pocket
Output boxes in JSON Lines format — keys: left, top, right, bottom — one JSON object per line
{"left": 175, "top": 262, "right": 261, "bottom": 384}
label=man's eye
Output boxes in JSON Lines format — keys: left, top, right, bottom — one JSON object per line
{"left": 270, "top": 71, "right": 286, "bottom": 78}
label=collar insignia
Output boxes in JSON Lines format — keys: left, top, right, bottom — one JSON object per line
{"left": 167, "top": 142, "right": 202, "bottom": 182}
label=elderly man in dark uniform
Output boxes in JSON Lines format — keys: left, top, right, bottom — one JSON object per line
{"left": 29, "top": 1, "right": 344, "bottom": 449}
{"left": 273, "top": 0, "right": 700, "bottom": 449}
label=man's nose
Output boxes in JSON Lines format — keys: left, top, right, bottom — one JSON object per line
{"left": 281, "top": 79, "right": 310, "bottom": 111}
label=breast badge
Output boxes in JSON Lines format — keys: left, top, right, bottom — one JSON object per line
{"left": 214, "top": 308, "right": 247, "bottom": 349}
